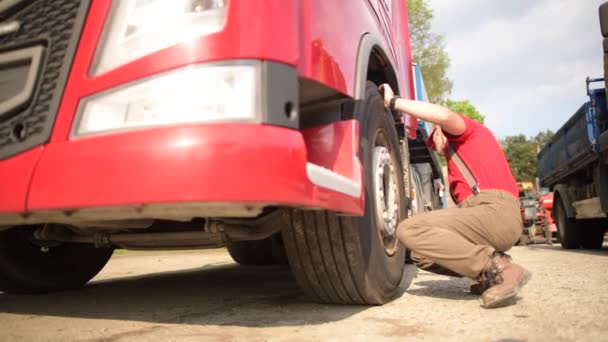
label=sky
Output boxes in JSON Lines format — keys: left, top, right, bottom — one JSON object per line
{"left": 427, "top": 0, "right": 606, "bottom": 139}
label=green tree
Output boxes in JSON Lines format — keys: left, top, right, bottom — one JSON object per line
{"left": 501, "top": 134, "right": 538, "bottom": 182}
{"left": 407, "top": 0, "right": 453, "bottom": 103}
{"left": 533, "top": 129, "right": 555, "bottom": 151}
{"left": 443, "top": 99, "right": 485, "bottom": 124}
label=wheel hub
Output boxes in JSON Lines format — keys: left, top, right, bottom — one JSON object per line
{"left": 372, "top": 146, "right": 399, "bottom": 239}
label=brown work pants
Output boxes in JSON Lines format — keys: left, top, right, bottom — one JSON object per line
{"left": 397, "top": 190, "right": 522, "bottom": 279}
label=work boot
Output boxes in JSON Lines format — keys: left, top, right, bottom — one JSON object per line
{"left": 476, "top": 252, "right": 531, "bottom": 308}
{"left": 469, "top": 279, "right": 489, "bottom": 295}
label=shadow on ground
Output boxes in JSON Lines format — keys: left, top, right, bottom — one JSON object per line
{"left": 0, "top": 262, "right": 398, "bottom": 327}
{"left": 407, "top": 276, "right": 477, "bottom": 301}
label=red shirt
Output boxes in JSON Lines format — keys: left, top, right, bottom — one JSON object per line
{"left": 427, "top": 116, "right": 518, "bottom": 204}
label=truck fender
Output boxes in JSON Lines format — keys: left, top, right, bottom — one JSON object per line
{"left": 354, "top": 33, "right": 396, "bottom": 100}
{"left": 553, "top": 184, "right": 576, "bottom": 218}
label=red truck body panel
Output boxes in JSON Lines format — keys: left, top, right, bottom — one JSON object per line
{"left": 0, "top": 148, "right": 43, "bottom": 213}
{"left": 28, "top": 122, "right": 364, "bottom": 215}
{"left": 0, "top": 0, "right": 414, "bottom": 221}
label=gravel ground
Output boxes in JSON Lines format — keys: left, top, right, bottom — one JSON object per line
{"left": 0, "top": 242, "right": 607, "bottom": 342}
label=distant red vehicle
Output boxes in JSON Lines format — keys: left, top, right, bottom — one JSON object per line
{"left": 538, "top": 191, "right": 557, "bottom": 236}
{"left": 527, "top": 190, "right": 557, "bottom": 245}
{"left": 518, "top": 186, "right": 555, "bottom": 245}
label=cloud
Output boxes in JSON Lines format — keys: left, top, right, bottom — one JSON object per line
{"left": 427, "top": 0, "right": 606, "bottom": 138}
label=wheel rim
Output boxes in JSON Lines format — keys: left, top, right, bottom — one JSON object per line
{"left": 372, "top": 136, "right": 400, "bottom": 255}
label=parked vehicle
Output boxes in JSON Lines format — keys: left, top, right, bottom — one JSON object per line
{"left": 517, "top": 184, "right": 555, "bottom": 245}
{"left": 409, "top": 63, "right": 445, "bottom": 215}
{"left": 537, "top": 189, "right": 557, "bottom": 242}
{"left": 518, "top": 182, "right": 537, "bottom": 227}
{"left": 0, "top": 0, "right": 427, "bottom": 303}
{"left": 537, "top": 1, "right": 608, "bottom": 249}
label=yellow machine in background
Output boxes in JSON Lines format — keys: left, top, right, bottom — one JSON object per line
{"left": 518, "top": 182, "right": 535, "bottom": 196}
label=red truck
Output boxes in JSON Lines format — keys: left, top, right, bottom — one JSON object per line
{"left": 0, "top": 0, "right": 425, "bottom": 304}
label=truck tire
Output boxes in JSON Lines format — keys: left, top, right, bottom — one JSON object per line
{"left": 410, "top": 166, "right": 425, "bottom": 215}
{"left": 579, "top": 221, "right": 605, "bottom": 249}
{"left": 282, "top": 82, "right": 407, "bottom": 304}
{"left": 0, "top": 227, "right": 113, "bottom": 294}
{"left": 226, "top": 234, "right": 288, "bottom": 266}
{"left": 431, "top": 182, "right": 442, "bottom": 210}
{"left": 555, "top": 196, "right": 580, "bottom": 249}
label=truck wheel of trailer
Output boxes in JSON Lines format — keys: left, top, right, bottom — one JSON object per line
{"left": 0, "top": 226, "right": 113, "bottom": 294}
{"left": 226, "top": 233, "right": 288, "bottom": 266}
{"left": 578, "top": 220, "right": 605, "bottom": 249}
{"left": 282, "top": 82, "right": 407, "bottom": 304}
{"left": 431, "top": 181, "right": 442, "bottom": 211}
{"left": 409, "top": 166, "right": 425, "bottom": 216}
{"left": 403, "top": 165, "right": 423, "bottom": 264}
{"left": 555, "top": 196, "right": 580, "bottom": 249}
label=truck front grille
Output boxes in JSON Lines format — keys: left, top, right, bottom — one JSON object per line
{"left": 0, "top": 0, "right": 90, "bottom": 159}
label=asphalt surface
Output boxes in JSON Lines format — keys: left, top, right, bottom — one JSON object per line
{"left": 1, "top": 242, "right": 607, "bottom": 341}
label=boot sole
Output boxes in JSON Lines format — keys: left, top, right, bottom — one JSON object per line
{"left": 480, "top": 270, "right": 532, "bottom": 309}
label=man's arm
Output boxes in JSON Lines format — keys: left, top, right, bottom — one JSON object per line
{"left": 379, "top": 84, "right": 466, "bottom": 136}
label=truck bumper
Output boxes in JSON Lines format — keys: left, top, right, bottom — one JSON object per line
{"left": 0, "top": 122, "right": 363, "bottom": 226}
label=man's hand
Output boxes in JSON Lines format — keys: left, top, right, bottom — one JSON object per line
{"left": 432, "top": 126, "right": 448, "bottom": 155}
{"left": 377, "top": 83, "right": 466, "bottom": 136}
{"left": 378, "top": 84, "right": 394, "bottom": 109}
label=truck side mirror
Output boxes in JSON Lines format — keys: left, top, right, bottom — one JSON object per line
{"left": 601, "top": 2, "right": 608, "bottom": 38}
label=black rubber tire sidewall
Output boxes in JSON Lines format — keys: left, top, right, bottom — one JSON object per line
{"left": 343, "top": 81, "right": 407, "bottom": 303}
{"left": 281, "top": 82, "right": 407, "bottom": 304}
{"left": 411, "top": 166, "right": 425, "bottom": 214}
{"left": 0, "top": 227, "right": 114, "bottom": 294}
{"left": 226, "top": 234, "right": 288, "bottom": 266}
{"left": 555, "top": 196, "right": 580, "bottom": 249}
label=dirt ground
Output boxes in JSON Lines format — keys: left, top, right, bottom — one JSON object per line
{"left": 0, "top": 242, "right": 607, "bottom": 342}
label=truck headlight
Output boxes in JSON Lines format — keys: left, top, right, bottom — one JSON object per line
{"left": 92, "top": 0, "right": 229, "bottom": 75}
{"left": 73, "top": 63, "right": 258, "bottom": 137}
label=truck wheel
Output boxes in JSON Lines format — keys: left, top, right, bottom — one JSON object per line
{"left": 282, "top": 82, "right": 406, "bottom": 304}
{"left": 226, "top": 234, "right": 288, "bottom": 266}
{"left": 431, "top": 181, "right": 442, "bottom": 210}
{"left": 0, "top": 227, "right": 113, "bottom": 294}
{"left": 579, "top": 221, "right": 605, "bottom": 249}
{"left": 555, "top": 196, "right": 580, "bottom": 249}
{"left": 410, "top": 166, "right": 425, "bottom": 215}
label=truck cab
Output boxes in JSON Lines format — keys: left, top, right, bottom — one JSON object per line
{"left": 0, "top": 0, "right": 427, "bottom": 303}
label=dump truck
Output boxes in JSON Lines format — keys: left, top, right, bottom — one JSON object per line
{"left": 537, "top": 1, "right": 608, "bottom": 249}
{"left": 0, "top": 0, "right": 431, "bottom": 304}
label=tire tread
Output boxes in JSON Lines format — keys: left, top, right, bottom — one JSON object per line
{"left": 282, "top": 81, "right": 406, "bottom": 305}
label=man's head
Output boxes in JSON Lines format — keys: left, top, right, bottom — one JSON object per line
{"left": 432, "top": 126, "right": 448, "bottom": 155}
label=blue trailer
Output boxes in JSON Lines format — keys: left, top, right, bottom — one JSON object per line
{"left": 537, "top": 78, "right": 608, "bottom": 249}
{"left": 537, "top": 2, "right": 608, "bottom": 249}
